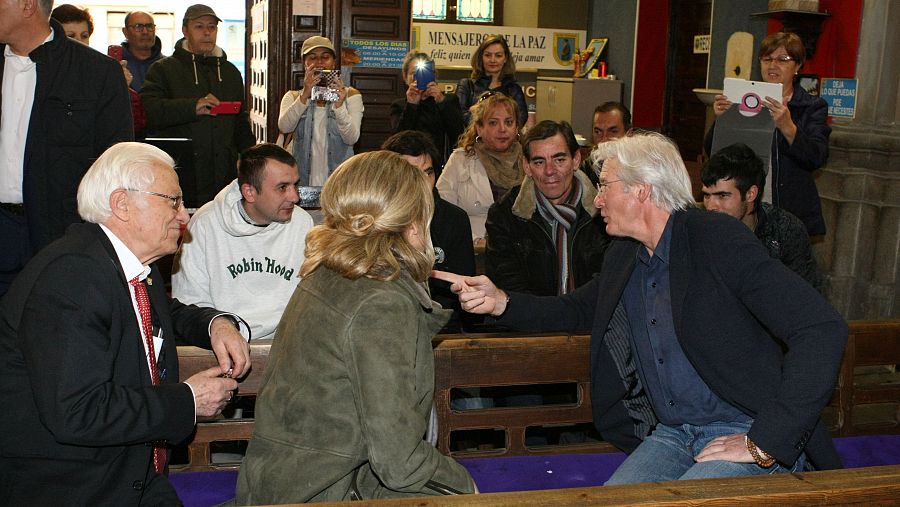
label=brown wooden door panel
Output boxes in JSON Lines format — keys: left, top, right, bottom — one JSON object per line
{"left": 343, "top": 0, "right": 410, "bottom": 153}
{"left": 664, "top": 0, "right": 712, "bottom": 162}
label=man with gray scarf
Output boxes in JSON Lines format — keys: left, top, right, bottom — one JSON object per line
{"left": 485, "top": 120, "right": 611, "bottom": 297}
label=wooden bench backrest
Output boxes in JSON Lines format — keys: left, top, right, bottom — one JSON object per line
{"left": 432, "top": 333, "right": 617, "bottom": 457}
{"left": 172, "top": 341, "right": 271, "bottom": 471}
{"left": 837, "top": 320, "right": 900, "bottom": 436}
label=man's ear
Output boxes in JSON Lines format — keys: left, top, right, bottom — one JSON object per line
{"left": 572, "top": 149, "right": 582, "bottom": 167}
{"left": 22, "top": 0, "right": 39, "bottom": 18}
{"left": 522, "top": 156, "right": 534, "bottom": 178}
{"left": 636, "top": 182, "right": 653, "bottom": 203}
{"left": 745, "top": 185, "right": 759, "bottom": 205}
{"left": 240, "top": 183, "right": 257, "bottom": 203}
{"left": 109, "top": 188, "right": 131, "bottom": 221}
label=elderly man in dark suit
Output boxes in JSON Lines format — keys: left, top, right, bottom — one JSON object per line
{"left": 0, "top": 142, "right": 250, "bottom": 505}
{"left": 435, "top": 131, "right": 847, "bottom": 483}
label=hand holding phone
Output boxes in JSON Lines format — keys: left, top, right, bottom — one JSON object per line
{"left": 311, "top": 69, "right": 340, "bottom": 102}
{"left": 209, "top": 101, "right": 242, "bottom": 115}
{"left": 413, "top": 60, "right": 435, "bottom": 91}
{"left": 107, "top": 45, "right": 124, "bottom": 61}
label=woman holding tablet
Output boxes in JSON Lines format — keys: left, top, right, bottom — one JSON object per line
{"left": 710, "top": 32, "right": 830, "bottom": 236}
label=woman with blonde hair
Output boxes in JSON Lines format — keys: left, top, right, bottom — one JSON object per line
{"left": 437, "top": 92, "right": 522, "bottom": 246}
{"left": 235, "top": 151, "right": 476, "bottom": 504}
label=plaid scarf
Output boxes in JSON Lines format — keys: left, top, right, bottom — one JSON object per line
{"left": 534, "top": 177, "right": 583, "bottom": 294}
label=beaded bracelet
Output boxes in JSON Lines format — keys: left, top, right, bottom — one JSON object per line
{"left": 745, "top": 435, "right": 776, "bottom": 468}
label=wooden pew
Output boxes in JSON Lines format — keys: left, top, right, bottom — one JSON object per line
{"left": 306, "top": 464, "right": 900, "bottom": 506}
{"left": 432, "top": 333, "right": 617, "bottom": 457}
{"left": 434, "top": 320, "right": 900, "bottom": 457}
{"left": 171, "top": 319, "right": 900, "bottom": 472}
{"left": 172, "top": 340, "right": 271, "bottom": 471}
{"left": 835, "top": 319, "right": 900, "bottom": 436}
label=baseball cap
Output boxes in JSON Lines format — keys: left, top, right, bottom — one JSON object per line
{"left": 301, "top": 36, "right": 336, "bottom": 57}
{"left": 183, "top": 4, "right": 222, "bottom": 25}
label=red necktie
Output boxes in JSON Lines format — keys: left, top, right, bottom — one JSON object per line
{"left": 130, "top": 276, "right": 166, "bottom": 474}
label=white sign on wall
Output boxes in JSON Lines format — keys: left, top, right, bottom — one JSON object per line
{"left": 411, "top": 23, "right": 586, "bottom": 71}
{"left": 693, "top": 35, "right": 711, "bottom": 54}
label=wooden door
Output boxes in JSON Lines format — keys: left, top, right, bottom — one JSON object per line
{"left": 340, "top": 0, "right": 410, "bottom": 152}
{"left": 259, "top": 0, "right": 409, "bottom": 151}
{"left": 663, "top": 0, "right": 712, "bottom": 162}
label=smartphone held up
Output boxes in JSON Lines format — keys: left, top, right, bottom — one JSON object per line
{"left": 312, "top": 69, "right": 341, "bottom": 102}
{"left": 413, "top": 59, "right": 435, "bottom": 91}
{"left": 107, "top": 45, "right": 124, "bottom": 61}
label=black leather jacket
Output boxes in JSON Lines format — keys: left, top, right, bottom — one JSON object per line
{"left": 456, "top": 74, "right": 528, "bottom": 127}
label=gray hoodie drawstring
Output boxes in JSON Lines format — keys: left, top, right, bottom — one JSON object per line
{"left": 187, "top": 43, "right": 222, "bottom": 85}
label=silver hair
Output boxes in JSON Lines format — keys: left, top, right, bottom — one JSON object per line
{"left": 592, "top": 131, "right": 695, "bottom": 213}
{"left": 77, "top": 142, "right": 175, "bottom": 224}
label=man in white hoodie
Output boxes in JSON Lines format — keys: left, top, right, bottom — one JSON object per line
{"left": 173, "top": 143, "right": 314, "bottom": 340}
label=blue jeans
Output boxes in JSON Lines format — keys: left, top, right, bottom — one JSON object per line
{"left": 605, "top": 421, "right": 807, "bottom": 485}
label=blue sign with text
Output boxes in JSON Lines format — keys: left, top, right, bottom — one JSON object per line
{"left": 343, "top": 39, "right": 409, "bottom": 68}
{"left": 820, "top": 78, "right": 857, "bottom": 119}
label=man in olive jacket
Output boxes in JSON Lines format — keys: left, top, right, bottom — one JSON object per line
{"left": 141, "top": 4, "right": 255, "bottom": 207}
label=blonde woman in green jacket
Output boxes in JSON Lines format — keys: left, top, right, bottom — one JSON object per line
{"left": 235, "top": 151, "right": 477, "bottom": 503}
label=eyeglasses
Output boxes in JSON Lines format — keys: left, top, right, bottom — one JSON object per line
{"left": 127, "top": 189, "right": 184, "bottom": 210}
{"left": 759, "top": 55, "right": 794, "bottom": 64}
{"left": 127, "top": 23, "right": 156, "bottom": 31}
{"left": 595, "top": 179, "right": 622, "bottom": 194}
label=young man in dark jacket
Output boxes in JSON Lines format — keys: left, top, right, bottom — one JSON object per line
{"left": 701, "top": 143, "right": 823, "bottom": 292}
{"left": 141, "top": 4, "right": 256, "bottom": 207}
{"left": 486, "top": 120, "right": 610, "bottom": 296}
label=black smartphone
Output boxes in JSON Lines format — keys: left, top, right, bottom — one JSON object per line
{"left": 413, "top": 60, "right": 435, "bottom": 91}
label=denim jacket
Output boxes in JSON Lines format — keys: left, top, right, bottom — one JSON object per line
{"left": 292, "top": 101, "right": 355, "bottom": 186}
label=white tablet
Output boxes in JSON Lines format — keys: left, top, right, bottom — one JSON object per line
{"left": 723, "top": 78, "right": 783, "bottom": 117}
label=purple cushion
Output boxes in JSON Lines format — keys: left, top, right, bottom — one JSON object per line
{"left": 458, "top": 452, "right": 627, "bottom": 493}
{"left": 168, "top": 470, "right": 238, "bottom": 507}
{"left": 834, "top": 435, "right": 900, "bottom": 468}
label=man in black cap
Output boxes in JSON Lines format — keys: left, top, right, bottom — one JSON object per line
{"left": 141, "top": 4, "right": 256, "bottom": 207}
